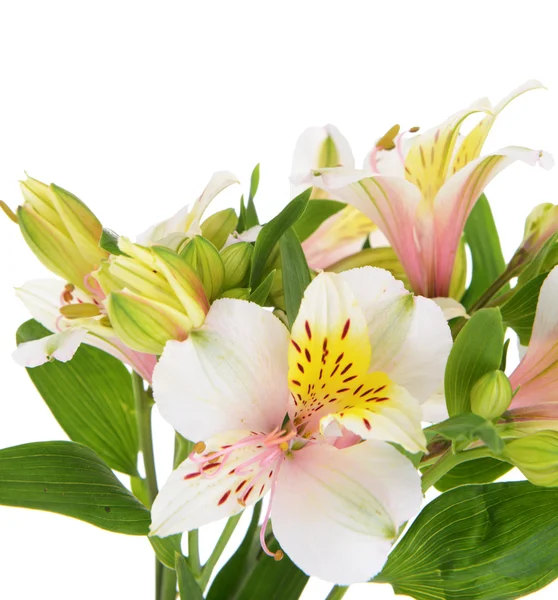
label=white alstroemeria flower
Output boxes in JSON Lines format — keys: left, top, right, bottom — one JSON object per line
{"left": 14, "top": 279, "right": 156, "bottom": 381}
{"left": 137, "top": 171, "right": 239, "bottom": 245}
{"left": 150, "top": 267, "right": 451, "bottom": 584}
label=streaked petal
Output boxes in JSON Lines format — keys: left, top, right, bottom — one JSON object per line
{"left": 290, "top": 125, "right": 354, "bottom": 198}
{"left": 510, "top": 266, "right": 558, "bottom": 408}
{"left": 432, "top": 297, "right": 469, "bottom": 321}
{"left": 313, "top": 167, "right": 425, "bottom": 294}
{"left": 150, "top": 430, "right": 274, "bottom": 537}
{"left": 451, "top": 80, "right": 545, "bottom": 172}
{"left": 153, "top": 298, "right": 290, "bottom": 441}
{"left": 288, "top": 272, "right": 371, "bottom": 431}
{"left": 272, "top": 440, "right": 422, "bottom": 584}
{"left": 12, "top": 328, "right": 87, "bottom": 367}
{"left": 301, "top": 206, "right": 376, "bottom": 270}
{"left": 340, "top": 267, "right": 452, "bottom": 402}
{"left": 320, "top": 379, "right": 426, "bottom": 452}
{"left": 137, "top": 171, "right": 239, "bottom": 245}
{"left": 433, "top": 146, "right": 552, "bottom": 296}
{"left": 404, "top": 97, "right": 493, "bottom": 201}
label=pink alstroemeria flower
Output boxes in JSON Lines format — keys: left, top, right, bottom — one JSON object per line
{"left": 296, "top": 81, "right": 553, "bottom": 297}
{"left": 13, "top": 278, "right": 156, "bottom": 382}
{"left": 291, "top": 124, "right": 378, "bottom": 270}
{"left": 149, "top": 267, "right": 451, "bottom": 584}
{"left": 507, "top": 266, "right": 558, "bottom": 429}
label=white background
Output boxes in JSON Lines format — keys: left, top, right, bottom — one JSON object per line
{"left": 1, "top": 1, "right": 557, "bottom": 599}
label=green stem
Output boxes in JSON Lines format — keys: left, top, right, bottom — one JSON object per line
{"left": 132, "top": 372, "right": 158, "bottom": 505}
{"left": 188, "top": 529, "right": 202, "bottom": 578}
{"left": 199, "top": 514, "right": 242, "bottom": 590}
{"left": 159, "top": 567, "right": 178, "bottom": 600}
{"left": 469, "top": 261, "right": 522, "bottom": 314}
{"left": 421, "top": 447, "right": 494, "bottom": 493}
{"left": 325, "top": 585, "right": 348, "bottom": 600}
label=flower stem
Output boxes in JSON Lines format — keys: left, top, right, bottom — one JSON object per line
{"left": 188, "top": 530, "right": 202, "bottom": 578}
{"left": 468, "top": 260, "right": 523, "bottom": 314}
{"left": 421, "top": 447, "right": 495, "bottom": 493}
{"left": 325, "top": 585, "right": 348, "bottom": 600}
{"left": 132, "top": 373, "right": 175, "bottom": 599}
{"left": 132, "top": 372, "right": 158, "bottom": 505}
{"left": 198, "top": 513, "right": 242, "bottom": 590}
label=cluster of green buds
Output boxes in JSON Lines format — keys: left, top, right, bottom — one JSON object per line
{"left": 93, "top": 215, "right": 254, "bottom": 355}
{"left": 11, "top": 175, "right": 108, "bottom": 290}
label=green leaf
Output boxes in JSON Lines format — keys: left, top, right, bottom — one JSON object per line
{"left": 0, "top": 441, "right": 150, "bottom": 535}
{"left": 292, "top": 199, "right": 345, "bottom": 242}
{"left": 249, "top": 270, "right": 276, "bottom": 306}
{"left": 501, "top": 272, "right": 548, "bottom": 345}
{"left": 434, "top": 458, "right": 512, "bottom": 492}
{"left": 377, "top": 481, "right": 558, "bottom": 600}
{"left": 445, "top": 308, "right": 504, "bottom": 416}
{"left": 175, "top": 553, "right": 204, "bottom": 600}
{"left": 149, "top": 534, "right": 183, "bottom": 570}
{"left": 236, "top": 540, "right": 309, "bottom": 600}
{"left": 17, "top": 319, "right": 139, "bottom": 475}
{"left": 431, "top": 413, "right": 504, "bottom": 454}
{"left": 518, "top": 233, "right": 558, "bottom": 287}
{"left": 462, "top": 195, "right": 508, "bottom": 308}
{"left": 250, "top": 189, "right": 311, "bottom": 289}
{"left": 280, "top": 228, "right": 312, "bottom": 328}
{"left": 207, "top": 502, "right": 263, "bottom": 600}
{"left": 241, "top": 163, "right": 260, "bottom": 231}
{"left": 99, "top": 228, "right": 126, "bottom": 256}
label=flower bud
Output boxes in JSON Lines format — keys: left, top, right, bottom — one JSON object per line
{"left": 220, "top": 287, "right": 251, "bottom": 300}
{"left": 520, "top": 203, "right": 558, "bottom": 256}
{"left": 180, "top": 236, "right": 225, "bottom": 302}
{"left": 505, "top": 431, "right": 558, "bottom": 487}
{"left": 470, "top": 370, "right": 512, "bottom": 420}
{"left": 93, "top": 238, "right": 209, "bottom": 354}
{"left": 17, "top": 175, "right": 107, "bottom": 289}
{"left": 200, "top": 209, "right": 238, "bottom": 251}
{"left": 221, "top": 242, "right": 253, "bottom": 290}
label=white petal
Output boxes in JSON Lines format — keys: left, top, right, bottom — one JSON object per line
{"left": 223, "top": 225, "right": 262, "bottom": 248}
{"left": 137, "top": 171, "right": 239, "bottom": 245}
{"left": 12, "top": 328, "right": 87, "bottom": 367}
{"left": 340, "top": 267, "right": 452, "bottom": 402}
{"left": 150, "top": 430, "right": 274, "bottom": 537}
{"left": 421, "top": 387, "right": 449, "bottom": 423}
{"left": 272, "top": 441, "right": 422, "bottom": 584}
{"left": 432, "top": 297, "right": 469, "bottom": 321}
{"left": 290, "top": 125, "right": 354, "bottom": 198}
{"left": 15, "top": 278, "right": 84, "bottom": 332}
{"left": 153, "top": 298, "right": 290, "bottom": 441}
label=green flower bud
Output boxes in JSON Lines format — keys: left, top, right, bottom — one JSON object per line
{"left": 200, "top": 209, "right": 238, "bottom": 250}
{"left": 17, "top": 175, "right": 107, "bottom": 289}
{"left": 521, "top": 203, "right": 558, "bottom": 256}
{"left": 505, "top": 431, "right": 558, "bottom": 487}
{"left": 220, "top": 287, "right": 251, "bottom": 300}
{"left": 93, "top": 238, "right": 209, "bottom": 354}
{"left": 221, "top": 242, "right": 253, "bottom": 290}
{"left": 470, "top": 370, "right": 512, "bottom": 420}
{"left": 180, "top": 235, "right": 225, "bottom": 302}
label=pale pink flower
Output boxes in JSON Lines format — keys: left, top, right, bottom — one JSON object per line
{"left": 149, "top": 267, "right": 451, "bottom": 583}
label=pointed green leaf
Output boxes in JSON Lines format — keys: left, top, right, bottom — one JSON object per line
{"left": 501, "top": 272, "right": 548, "bottom": 345}
{"left": 16, "top": 319, "right": 139, "bottom": 475}
{"left": 445, "top": 308, "right": 504, "bottom": 416}
{"left": 0, "top": 441, "right": 150, "bottom": 534}
{"left": 280, "top": 228, "right": 312, "bottom": 328}
{"left": 434, "top": 458, "right": 512, "bottom": 492}
{"left": 248, "top": 270, "right": 276, "bottom": 306}
{"left": 149, "top": 535, "right": 183, "bottom": 570}
{"left": 176, "top": 553, "right": 204, "bottom": 600}
{"left": 292, "top": 199, "right": 344, "bottom": 242}
{"left": 377, "top": 481, "right": 558, "bottom": 600}
{"left": 250, "top": 189, "right": 311, "bottom": 289}
{"left": 462, "top": 195, "right": 508, "bottom": 308}
{"left": 100, "top": 228, "right": 127, "bottom": 256}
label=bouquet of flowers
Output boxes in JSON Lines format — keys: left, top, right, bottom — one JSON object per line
{"left": 2, "top": 80, "right": 558, "bottom": 600}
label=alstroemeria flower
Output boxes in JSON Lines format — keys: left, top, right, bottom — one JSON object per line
{"left": 13, "top": 278, "right": 156, "bottom": 382}
{"left": 291, "top": 125, "right": 377, "bottom": 270}
{"left": 506, "top": 266, "right": 558, "bottom": 430}
{"left": 137, "top": 171, "right": 239, "bottom": 246}
{"left": 298, "top": 81, "right": 553, "bottom": 297}
{"left": 150, "top": 267, "right": 451, "bottom": 583}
